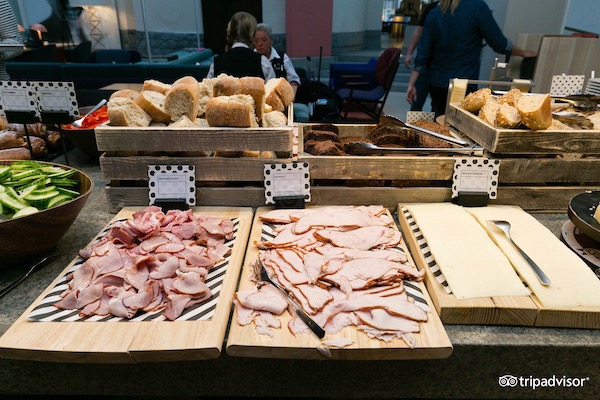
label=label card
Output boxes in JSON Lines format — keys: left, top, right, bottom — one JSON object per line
{"left": 36, "top": 82, "right": 79, "bottom": 116}
{"left": 452, "top": 158, "right": 500, "bottom": 199}
{"left": 264, "top": 162, "right": 311, "bottom": 205}
{"left": 0, "top": 81, "right": 39, "bottom": 116}
{"left": 148, "top": 165, "right": 196, "bottom": 207}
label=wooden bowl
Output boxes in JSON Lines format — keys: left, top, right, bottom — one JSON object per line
{"left": 0, "top": 161, "right": 94, "bottom": 266}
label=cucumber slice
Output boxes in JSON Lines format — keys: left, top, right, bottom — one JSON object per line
{"left": 56, "top": 187, "right": 81, "bottom": 197}
{"left": 0, "top": 191, "right": 28, "bottom": 211}
{"left": 46, "top": 194, "right": 73, "bottom": 208}
{"left": 12, "top": 206, "right": 39, "bottom": 218}
{"left": 0, "top": 165, "right": 10, "bottom": 182}
{"left": 24, "top": 190, "right": 60, "bottom": 207}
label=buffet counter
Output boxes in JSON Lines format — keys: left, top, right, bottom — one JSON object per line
{"left": 0, "top": 148, "right": 598, "bottom": 399}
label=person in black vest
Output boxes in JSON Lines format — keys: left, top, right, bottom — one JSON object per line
{"left": 253, "top": 23, "right": 300, "bottom": 97}
{"left": 206, "top": 11, "right": 275, "bottom": 81}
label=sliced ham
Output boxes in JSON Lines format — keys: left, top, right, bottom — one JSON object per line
{"left": 292, "top": 208, "right": 392, "bottom": 234}
{"left": 235, "top": 285, "right": 288, "bottom": 315}
{"left": 314, "top": 226, "right": 401, "bottom": 251}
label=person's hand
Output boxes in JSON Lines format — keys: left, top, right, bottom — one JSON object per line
{"left": 404, "top": 53, "right": 413, "bottom": 68}
{"left": 406, "top": 85, "right": 417, "bottom": 105}
{"left": 522, "top": 50, "right": 537, "bottom": 58}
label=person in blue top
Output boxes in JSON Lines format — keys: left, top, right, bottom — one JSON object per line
{"left": 406, "top": 0, "right": 536, "bottom": 117}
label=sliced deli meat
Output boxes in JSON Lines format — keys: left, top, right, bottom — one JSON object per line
{"left": 236, "top": 206, "right": 427, "bottom": 348}
{"left": 54, "top": 206, "right": 236, "bottom": 320}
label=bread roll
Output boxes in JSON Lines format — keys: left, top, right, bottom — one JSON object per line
{"left": 109, "top": 89, "right": 140, "bottom": 101}
{"left": 496, "top": 103, "right": 521, "bottom": 128}
{"left": 263, "top": 110, "right": 287, "bottom": 127}
{"left": 497, "top": 88, "right": 523, "bottom": 108}
{"left": 0, "top": 146, "right": 31, "bottom": 160}
{"left": 265, "top": 78, "right": 294, "bottom": 112}
{"left": 134, "top": 90, "right": 171, "bottom": 124}
{"left": 0, "top": 115, "right": 8, "bottom": 130}
{"left": 164, "top": 78, "right": 200, "bottom": 122}
{"left": 462, "top": 88, "right": 492, "bottom": 113}
{"left": 517, "top": 94, "right": 552, "bottom": 130}
{"left": 478, "top": 97, "right": 500, "bottom": 126}
{"left": 107, "top": 97, "right": 152, "bottom": 127}
{"left": 143, "top": 79, "right": 171, "bottom": 94}
{"left": 212, "top": 75, "right": 242, "bottom": 96}
{"left": 205, "top": 94, "right": 258, "bottom": 127}
{"left": 240, "top": 77, "right": 266, "bottom": 122}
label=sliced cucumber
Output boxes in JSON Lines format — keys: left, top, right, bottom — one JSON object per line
{"left": 0, "top": 191, "right": 28, "bottom": 211}
{"left": 46, "top": 194, "right": 73, "bottom": 208}
{"left": 12, "top": 206, "right": 39, "bottom": 218}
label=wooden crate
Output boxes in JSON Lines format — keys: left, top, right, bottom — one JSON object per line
{"left": 0, "top": 206, "right": 254, "bottom": 363}
{"left": 445, "top": 102, "right": 600, "bottom": 154}
{"left": 96, "top": 120, "right": 294, "bottom": 212}
{"left": 296, "top": 123, "right": 600, "bottom": 212}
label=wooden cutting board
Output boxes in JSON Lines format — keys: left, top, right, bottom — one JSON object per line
{"left": 0, "top": 206, "right": 253, "bottom": 363}
{"left": 398, "top": 204, "right": 600, "bottom": 328}
{"left": 225, "top": 206, "right": 453, "bottom": 360}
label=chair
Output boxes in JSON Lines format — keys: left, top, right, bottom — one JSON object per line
{"left": 87, "top": 49, "right": 142, "bottom": 64}
{"left": 329, "top": 47, "right": 401, "bottom": 122}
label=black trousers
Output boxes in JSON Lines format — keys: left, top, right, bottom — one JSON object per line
{"left": 429, "top": 84, "right": 478, "bottom": 118}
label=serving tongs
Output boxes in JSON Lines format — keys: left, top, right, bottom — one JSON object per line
{"left": 379, "top": 114, "right": 470, "bottom": 147}
{"left": 550, "top": 95, "right": 599, "bottom": 112}
{"left": 344, "top": 142, "right": 484, "bottom": 156}
{"left": 254, "top": 259, "right": 326, "bottom": 339}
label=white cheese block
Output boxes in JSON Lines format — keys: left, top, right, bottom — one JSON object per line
{"left": 404, "top": 203, "right": 530, "bottom": 299}
{"left": 467, "top": 205, "right": 600, "bottom": 309}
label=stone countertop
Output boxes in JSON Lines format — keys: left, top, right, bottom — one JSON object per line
{"left": 0, "top": 148, "right": 598, "bottom": 399}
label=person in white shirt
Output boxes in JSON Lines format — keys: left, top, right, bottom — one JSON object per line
{"left": 206, "top": 12, "right": 275, "bottom": 81}
{"left": 253, "top": 23, "right": 300, "bottom": 96}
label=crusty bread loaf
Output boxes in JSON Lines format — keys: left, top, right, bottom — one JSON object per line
{"left": 164, "top": 78, "right": 200, "bottom": 122}
{"left": 495, "top": 102, "right": 521, "bottom": 128}
{"left": 107, "top": 97, "right": 152, "bottom": 127}
{"left": 265, "top": 77, "right": 294, "bottom": 112}
{"left": 263, "top": 110, "right": 287, "bottom": 127}
{"left": 134, "top": 90, "right": 171, "bottom": 124}
{"left": 497, "top": 88, "right": 523, "bottom": 108}
{"left": 212, "top": 76, "right": 265, "bottom": 123}
{"left": 517, "top": 94, "right": 552, "bottom": 130}
{"left": 462, "top": 88, "right": 492, "bottom": 113}
{"left": 478, "top": 97, "right": 500, "bottom": 126}
{"left": 205, "top": 94, "right": 258, "bottom": 127}
{"left": 142, "top": 79, "right": 172, "bottom": 94}
{"left": 109, "top": 89, "right": 140, "bottom": 101}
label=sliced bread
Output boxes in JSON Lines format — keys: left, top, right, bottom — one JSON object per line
{"left": 265, "top": 77, "right": 294, "bottom": 112}
{"left": 517, "top": 94, "right": 552, "bottom": 130}
{"left": 495, "top": 102, "right": 521, "bottom": 128}
{"left": 164, "top": 79, "right": 201, "bottom": 122}
{"left": 205, "top": 94, "right": 258, "bottom": 127}
{"left": 497, "top": 88, "right": 523, "bottom": 107}
{"left": 107, "top": 97, "right": 152, "bottom": 127}
{"left": 478, "top": 97, "right": 500, "bottom": 126}
{"left": 142, "top": 79, "right": 172, "bottom": 95}
{"left": 134, "top": 90, "right": 171, "bottom": 124}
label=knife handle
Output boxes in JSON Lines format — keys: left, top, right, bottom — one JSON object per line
{"left": 291, "top": 302, "right": 326, "bottom": 339}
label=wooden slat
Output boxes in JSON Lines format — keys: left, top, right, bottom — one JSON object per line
{"left": 100, "top": 155, "right": 292, "bottom": 181}
{"left": 225, "top": 207, "right": 453, "bottom": 360}
{"left": 95, "top": 126, "right": 292, "bottom": 152}
{"left": 0, "top": 207, "right": 254, "bottom": 363}
{"left": 446, "top": 103, "right": 600, "bottom": 154}
{"left": 104, "top": 186, "right": 600, "bottom": 213}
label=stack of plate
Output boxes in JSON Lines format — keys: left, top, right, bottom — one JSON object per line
{"left": 585, "top": 78, "right": 600, "bottom": 96}
{"left": 563, "top": 191, "right": 600, "bottom": 276}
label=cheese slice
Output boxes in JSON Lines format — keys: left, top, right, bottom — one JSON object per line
{"left": 466, "top": 205, "right": 600, "bottom": 309}
{"left": 404, "top": 203, "right": 530, "bottom": 299}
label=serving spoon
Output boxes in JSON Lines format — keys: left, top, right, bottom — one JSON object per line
{"left": 488, "top": 220, "right": 551, "bottom": 286}
{"left": 72, "top": 99, "right": 107, "bottom": 127}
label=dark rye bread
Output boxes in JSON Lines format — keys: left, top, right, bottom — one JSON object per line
{"left": 304, "top": 129, "right": 340, "bottom": 142}
{"left": 304, "top": 139, "right": 344, "bottom": 156}
{"left": 373, "top": 132, "right": 418, "bottom": 147}
{"left": 340, "top": 136, "right": 372, "bottom": 146}
{"left": 308, "top": 123, "right": 339, "bottom": 135}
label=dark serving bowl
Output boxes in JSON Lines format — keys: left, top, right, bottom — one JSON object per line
{"left": 0, "top": 161, "right": 94, "bottom": 266}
